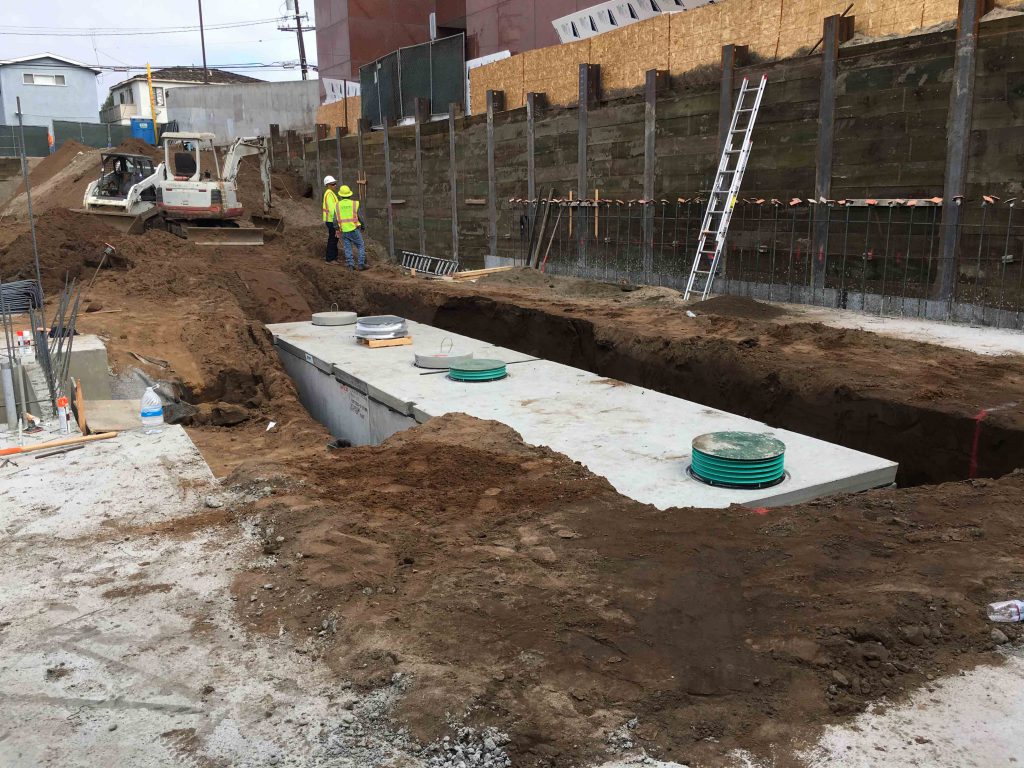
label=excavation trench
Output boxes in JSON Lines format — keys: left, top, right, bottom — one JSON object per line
{"left": 300, "top": 274, "right": 1024, "bottom": 488}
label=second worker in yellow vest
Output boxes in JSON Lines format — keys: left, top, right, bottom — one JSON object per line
{"left": 322, "top": 176, "right": 340, "bottom": 263}
{"left": 335, "top": 184, "right": 367, "bottom": 270}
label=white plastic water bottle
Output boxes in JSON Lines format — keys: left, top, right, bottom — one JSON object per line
{"left": 140, "top": 386, "right": 164, "bottom": 428}
{"left": 987, "top": 600, "right": 1024, "bottom": 623}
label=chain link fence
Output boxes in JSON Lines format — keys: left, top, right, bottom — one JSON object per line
{"left": 53, "top": 121, "right": 134, "bottom": 151}
{"left": 0, "top": 125, "right": 49, "bottom": 158}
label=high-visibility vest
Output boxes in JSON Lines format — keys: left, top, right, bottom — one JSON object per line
{"left": 322, "top": 188, "right": 339, "bottom": 222}
{"left": 337, "top": 198, "right": 360, "bottom": 233}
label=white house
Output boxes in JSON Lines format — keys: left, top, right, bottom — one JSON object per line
{"left": 102, "top": 67, "right": 261, "bottom": 125}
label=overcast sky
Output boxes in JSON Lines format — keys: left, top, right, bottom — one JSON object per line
{"left": 2, "top": 0, "right": 317, "bottom": 105}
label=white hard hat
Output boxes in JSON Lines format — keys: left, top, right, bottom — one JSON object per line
{"left": 324, "top": 175, "right": 337, "bottom": 185}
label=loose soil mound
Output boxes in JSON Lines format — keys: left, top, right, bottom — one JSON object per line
{"left": 690, "top": 294, "right": 787, "bottom": 320}
{"left": 16, "top": 140, "right": 92, "bottom": 193}
{"left": 233, "top": 412, "right": 1024, "bottom": 766}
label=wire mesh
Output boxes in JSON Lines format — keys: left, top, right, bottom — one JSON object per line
{"left": 501, "top": 196, "right": 1024, "bottom": 328}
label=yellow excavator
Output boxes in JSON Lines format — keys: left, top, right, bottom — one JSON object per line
{"left": 80, "top": 132, "right": 282, "bottom": 245}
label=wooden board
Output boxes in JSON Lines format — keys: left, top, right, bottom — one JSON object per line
{"left": 451, "top": 266, "right": 516, "bottom": 280}
{"left": 84, "top": 399, "right": 142, "bottom": 433}
{"left": 73, "top": 378, "right": 87, "bottom": 434}
{"left": 356, "top": 336, "right": 413, "bottom": 348}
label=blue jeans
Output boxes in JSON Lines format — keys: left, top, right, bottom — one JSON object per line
{"left": 342, "top": 228, "right": 365, "bottom": 267}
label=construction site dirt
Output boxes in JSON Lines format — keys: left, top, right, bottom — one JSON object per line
{"left": 2, "top": 156, "right": 1024, "bottom": 767}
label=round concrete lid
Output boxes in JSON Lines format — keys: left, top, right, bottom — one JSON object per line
{"left": 449, "top": 358, "right": 506, "bottom": 373}
{"left": 312, "top": 311, "right": 357, "bottom": 326}
{"left": 691, "top": 431, "right": 786, "bottom": 461}
{"left": 357, "top": 315, "right": 406, "bottom": 326}
{"left": 414, "top": 352, "right": 474, "bottom": 369}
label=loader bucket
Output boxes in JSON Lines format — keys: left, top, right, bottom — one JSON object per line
{"left": 73, "top": 207, "right": 159, "bottom": 235}
{"left": 184, "top": 226, "right": 265, "bottom": 246}
{"left": 250, "top": 214, "right": 284, "bottom": 242}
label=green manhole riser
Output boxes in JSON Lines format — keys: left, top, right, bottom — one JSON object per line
{"left": 691, "top": 449, "right": 785, "bottom": 487}
{"left": 448, "top": 359, "right": 508, "bottom": 383}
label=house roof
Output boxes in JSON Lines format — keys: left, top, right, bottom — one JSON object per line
{"left": 0, "top": 52, "right": 101, "bottom": 74}
{"left": 110, "top": 67, "right": 262, "bottom": 90}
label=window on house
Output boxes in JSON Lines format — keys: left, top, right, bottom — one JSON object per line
{"left": 154, "top": 87, "right": 165, "bottom": 107}
{"left": 23, "top": 73, "right": 66, "bottom": 86}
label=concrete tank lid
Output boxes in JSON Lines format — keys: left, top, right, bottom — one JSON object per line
{"left": 414, "top": 352, "right": 474, "bottom": 369}
{"left": 692, "top": 431, "right": 786, "bottom": 461}
{"left": 311, "top": 311, "right": 357, "bottom": 326}
{"left": 357, "top": 315, "right": 406, "bottom": 326}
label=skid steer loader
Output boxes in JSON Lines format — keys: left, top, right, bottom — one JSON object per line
{"left": 80, "top": 133, "right": 282, "bottom": 246}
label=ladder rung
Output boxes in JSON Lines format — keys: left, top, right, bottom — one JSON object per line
{"left": 694, "top": 270, "right": 713, "bottom": 275}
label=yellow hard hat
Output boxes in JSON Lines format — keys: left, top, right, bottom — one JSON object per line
{"left": 339, "top": 184, "right": 354, "bottom": 198}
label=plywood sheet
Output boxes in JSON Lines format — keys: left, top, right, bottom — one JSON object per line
{"left": 85, "top": 400, "right": 142, "bottom": 433}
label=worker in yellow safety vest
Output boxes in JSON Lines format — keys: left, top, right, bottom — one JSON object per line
{"left": 335, "top": 184, "right": 367, "bottom": 270}
{"left": 322, "top": 176, "right": 340, "bottom": 263}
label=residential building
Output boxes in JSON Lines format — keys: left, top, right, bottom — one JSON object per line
{"left": 0, "top": 53, "right": 101, "bottom": 131}
{"left": 103, "top": 67, "right": 262, "bottom": 125}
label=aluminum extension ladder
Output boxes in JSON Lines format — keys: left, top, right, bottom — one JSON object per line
{"left": 683, "top": 74, "right": 767, "bottom": 302}
{"left": 399, "top": 250, "right": 459, "bottom": 277}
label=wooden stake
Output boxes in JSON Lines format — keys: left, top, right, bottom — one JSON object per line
{"left": 568, "top": 190, "right": 574, "bottom": 237}
{"left": 73, "top": 378, "right": 86, "bottom": 434}
{"left": 594, "top": 188, "right": 600, "bottom": 238}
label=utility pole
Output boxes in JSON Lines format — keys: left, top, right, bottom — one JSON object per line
{"left": 278, "top": 0, "right": 311, "bottom": 80}
{"left": 197, "top": 0, "right": 209, "bottom": 83}
{"left": 294, "top": 0, "right": 308, "bottom": 80}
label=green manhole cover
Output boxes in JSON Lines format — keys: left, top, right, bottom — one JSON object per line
{"left": 691, "top": 431, "right": 786, "bottom": 489}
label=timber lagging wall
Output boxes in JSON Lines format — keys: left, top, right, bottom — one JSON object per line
{"left": 292, "top": 14, "right": 1024, "bottom": 269}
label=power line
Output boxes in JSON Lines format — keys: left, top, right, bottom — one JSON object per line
{"left": 0, "top": 17, "right": 286, "bottom": 37}
{"left": 12, "top": 61, "right": 317, "bottom": 71}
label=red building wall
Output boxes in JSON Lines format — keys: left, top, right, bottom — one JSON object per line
{"left": 315, "top": 0, "right": 592, "bottom": 82}
{"left": 460, "top": 0, "right": 595, "bottom": 59}
{"left": 315, "top": 0, "right": 435, "bottom": 81}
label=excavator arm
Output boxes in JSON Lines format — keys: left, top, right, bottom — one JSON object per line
{"left": 220, "top": 136, "right": 271, "bottom": 213}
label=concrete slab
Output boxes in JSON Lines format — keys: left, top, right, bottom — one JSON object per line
{"left": 268, "top": 320, "right": 898, "bottom": 510}
{"left": 0, "top": 424, "right": 373, "bottom": 767}
{"left": 777, "top": 304, "right": 1024, "bottom": 357}
{"left": 796, "top": 649, "right": 1024, "bottom": 767}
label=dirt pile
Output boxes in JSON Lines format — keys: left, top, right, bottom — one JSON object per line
{"left": 690, "top": 294, "right": 786, "bottom": 320}
{"left": 232, "top": 411, "right": 1024, "bottom": 766}
{"left": 1, "top": 142, "right": 101, "bottom": 217}
{"left": 16, "top": 140, "right": 92, "bottom": 193}
{"left": 113, "top": 137, "right": 162, "bottom": 159}
{"left": 0, "top": 209, "right": 124, "bottom": 289}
